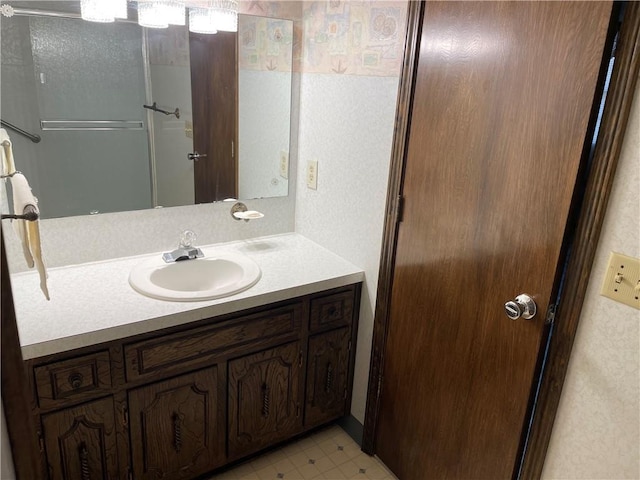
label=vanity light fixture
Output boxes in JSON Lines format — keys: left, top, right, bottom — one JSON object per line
{"left": 137, "top": 0, "right": 186, "bottom": 29}
{"left": 38, "top": 0, "right": 234, "bottom": 32}
{"left": 137, "top": 0, "right": 169, "bottom": 28}
{"left": 209, "top": 0, "right": 238, "bottom": 32}
{"left": 188, "top": 6, "right": 218, "bottom": 34}
{"left": 79, "top": 0, "right": 126, "bottom": 23}
{"left": 80, "top": 0, "right": 116, "bottom": 23}
{"left": 165, "top": 0, "right": 186, "bottom": 25}
{"left": 188, "top": 0, "right": 238, "bottom": 34}
{"left": 114, "top": 0, "right": 129, "bottom": 19}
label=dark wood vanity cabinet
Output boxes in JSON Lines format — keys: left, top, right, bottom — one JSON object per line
{"left": 305, "top": 327, "right": 352, "bottom": 429}
{"left": 127, "top": 367, "right": 226, "bottom": 479}
{"left": 29, "top": 284, "right": 360, "bottom": 480}
{"left": 228, "top": 341, "right": 304, "bottom": 459}
{"left": 41, "top": 397, "right": 120, "bottom": 480}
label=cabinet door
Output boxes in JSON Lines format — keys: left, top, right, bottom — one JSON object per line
{"left": 128, "top": 366, "right": 225, "bottom": 479}
{"left": 42, "top": 397, "right": 119, "bottom": 480}
{"left": 305, "top": 327, "right": 351, "bottom": 428}
{"left": 228, "top": 341, "right": 303, "bottom": 459}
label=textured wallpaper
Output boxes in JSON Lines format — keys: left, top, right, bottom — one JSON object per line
{"left": 238, "top": 15, "right": 294, "bottom": 72}
{"left": 149, "top": 1, "right": 406, "bottom": 77}
{"left": 301, "top": 0, "right": 407, "bottom": 76}
{"left": 240, "top": 0, "right": 407, "bottom": 76}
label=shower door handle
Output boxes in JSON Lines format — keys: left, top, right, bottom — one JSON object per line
{"left": 188, "top": 151, "right": 207, "bottom": 161}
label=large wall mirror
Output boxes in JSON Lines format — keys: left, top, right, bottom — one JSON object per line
{"left": 0, "top": 1, "right": 295, "bottom": 219}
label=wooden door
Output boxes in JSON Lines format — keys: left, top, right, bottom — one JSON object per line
{"left": 41, "top": 397, "right": 119, "bottom": 480}
{"left": 189, "top": 31, "right": 238, "bottom": 202}
{"left": 374, "top": 2, "right": 612, "bottom": 479}
{"left": 228, "top": 341, "right": 303, "bottom": 459}
{"left": 128, "top": 366, "right": 225, "bottom": 479}
{"left": 305, "top": 327, "right": 351, "bottom": 428}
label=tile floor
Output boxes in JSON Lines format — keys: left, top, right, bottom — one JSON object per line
{"left": 208, "top": 425, "right": 398, "bottom": 480}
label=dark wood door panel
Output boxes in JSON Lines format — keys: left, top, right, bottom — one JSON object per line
{"left": 228, "top": 341, "right": 303, "bottom": 459}
{"left": 42, "top": 397, "right": 119, "bottom": 480}
{"left": 128, "top": 366, "right": 225, "bottom": 479}
{"left": 375, "top": 2, "right": 612, "bottom": 479}
{"left": 305, "top": 327, "right": 351, "bottom": 428}
{"left": 190, "top": 31, "right": 237, "bottom": 202}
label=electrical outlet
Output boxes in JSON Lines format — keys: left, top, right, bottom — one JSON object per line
{"left": 600, "top": 251, "right": 640, "bottom": 310}
{"left": 279, "top": 150, "right": 289, "bottom": 179}
{"left": 307, "top": 160, "right": 318, "bottom": 190}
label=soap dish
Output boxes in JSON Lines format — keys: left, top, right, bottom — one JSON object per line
{"left": 230, "top": 202, "right": 264, "bottom": 222}
{"left": 233, "top": 210, "right": 264, "bottom": 220}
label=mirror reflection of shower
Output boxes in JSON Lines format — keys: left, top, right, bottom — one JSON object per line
{"left": 0, "top": 3, "right": 294, "bottom": 219}
{"left": 2, "top": 11, "right": 158, "bottom": 218}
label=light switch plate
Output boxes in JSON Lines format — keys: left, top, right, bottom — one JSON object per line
{"left": 600, "top": 251, "right": 640, "bottom": 310}
{"left": 185, "top": 121, "right": 193, "bottom": 139}
{"left": 279, "top": 150, "right": 289, "bottom": 179}
{"left": 307, "top": 160, "right": 318, "bottom": 190}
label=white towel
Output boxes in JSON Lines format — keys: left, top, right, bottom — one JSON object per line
{"left": 0, "top": 128, "right": 16, "bottom": 175}
{"left": 11, "top": 173, "right": 50, "bottom": 300}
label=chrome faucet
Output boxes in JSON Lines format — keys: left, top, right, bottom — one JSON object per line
{"left": 162, "top": 230, "right": 204, "bottom": 263}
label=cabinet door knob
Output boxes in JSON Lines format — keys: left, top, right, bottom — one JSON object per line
{"left": 79, "top": 442, "right": 90, "bottom": 480}
{"left": 68, "top": 372, "right": 84, "bottom": 389}
{"left": 261, "top": 383, "right": 270, "bottom": 417}
{"left": 172, "top": 412, "right": 182, "bottom": 452}
{"left": 325, "top": 363, "right": 334, "bottom": 393}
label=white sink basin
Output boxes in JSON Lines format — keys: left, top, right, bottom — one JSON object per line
{"left": 129, "top": 251, "right": 261, "bottom": 301}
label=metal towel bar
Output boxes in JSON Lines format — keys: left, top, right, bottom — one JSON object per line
{"left": 40, "top": 120, "right": 144, "bottom": 131}
{"left": 0, "top": 119, "right": 41, "bottom": 143}
{"left": 1, "top": 204, "right": 38, "bottom": 221}
{"left": 1, "top": 172, "right": 39, "bottom": 220}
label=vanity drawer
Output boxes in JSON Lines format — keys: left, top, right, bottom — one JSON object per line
{"left": 309, "top": 287, "right": 356, "bottom": 333}
{"left": 125, "top": 301, "right": 304, "bottom": 381}
{"left": 34, "top": 351, "right": 112, "bottom": 410}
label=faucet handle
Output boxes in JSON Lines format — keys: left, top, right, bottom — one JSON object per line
{"left": 179, "top": 230, "right": 197, "bottom": 248}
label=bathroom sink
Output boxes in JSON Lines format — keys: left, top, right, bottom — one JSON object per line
{"left": 129, "top": 251, "right": 261, "bottom": 301}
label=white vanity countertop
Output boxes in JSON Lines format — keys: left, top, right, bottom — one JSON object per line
{"left": 10, "top": 233, "right": 364, "bottom": 360}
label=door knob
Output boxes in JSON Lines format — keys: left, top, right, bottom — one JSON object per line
{"left": 187, "top": 151, "right": 207, "bottom": 161}
{"left": 504, "top": 294, "right": 537, "bottom": 320}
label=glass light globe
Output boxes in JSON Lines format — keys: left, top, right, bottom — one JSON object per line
{"left": 210, "top": 0, "right": 237, "bottom": 32}
{"left": 165, "top": 1, "right": 185, "bottom": 26}
{"left": 114, "top": 0, "right": 128, "bottom": 19}
{"left": 188, "top": 7, "right": 217, "bottom": 34}
{"left": 138, "top": 1, "right": 169, "bottom": 28}
{"left": 80, "top": 0, "right": 115, "bottom": 23}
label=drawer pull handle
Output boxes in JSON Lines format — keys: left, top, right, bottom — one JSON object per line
{"left": 328, "top": 306, "right": 338, "bottom": 317}
{"left": 68, "top": 372, "right": 84, "bottom": 389}
{"left": 79, "top": 442, "right": 90, "bottom": 480}
{"left": 262, "top": 383, "right": 270, "bottom": 418}
{"left": 325, "top": 363, "right": 334, "bottom": 393}
{"left": 172, "top": 412, "right": 182, "bottom": 452}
